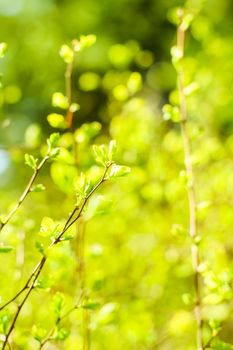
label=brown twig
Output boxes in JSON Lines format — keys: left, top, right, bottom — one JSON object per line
{"left": 176, "top": 20, "right": 203, "bottom": 350}
{"left": 0, "top": 154, "right": 49, "bottom": 233}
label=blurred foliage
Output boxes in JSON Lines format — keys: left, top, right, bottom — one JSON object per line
{"left": 1, "top": 0, "right": 233, "bottom": 349}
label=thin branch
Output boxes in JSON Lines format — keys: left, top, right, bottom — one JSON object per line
{"left": 176, "top": 21, "right": 203, "bottom": 350}
{"left": 39, "top": 292, "right": 84, "bottom": 350}
{"left": 0, "top": 154, "right": 49, "bottom": 233}
{"left": 0, "top": 260, "right": 43, "bottom": 311}
{"left": 2, "top": 257, "right": 46, "bottom": 349}
{"left": 0, "top": 166, "right": 110, "bottom": 349}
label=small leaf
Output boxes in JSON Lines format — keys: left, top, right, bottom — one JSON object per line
{"left": 0, "top": 244, "right": 13, "bottom": 253}
{"left": 54, "top": 327, "right": 69, "bottom": 341}
{"left": 171, "top": 45, "right": 183, "bottom": 67}
{"left": 92, "top": 144, "right": 108, "bottom": 166}
{"left": 75, "top": 172, "right": 92, "bottom": 199}
{"left": 82, "top": 301, "right": 101, "bottom": 310}
{"left": 59, "top": 44, "right": 74, "bottom": 64}
{"left": 69, "top": 103, "right": 80, "bottom": 113}
{"left": 79, "top": 35, "right": 96, "bottom": 51}
{"left": 49, "top": 147, "right": 60, "bottom": 159}
{"left": 47, "top": 133, "right": 60, "bottom": 149}
{"left": 0, "top": 43, "right": 7, "bottom": 58}
{"left": 52, "top": 292, "right": 65, "bottom": 317}
{"left": 35, "top": 241, "right": 44, "bottom": 255}
{"left": 47, "top": 113, "right": 66, "bottom": 129}
{"left": 162, "top": 104, "right": 181, "bottom": 122}
{"left": 52, "top": 92, "right": 69, "bottom": 110}
{"left": 32, "top": 324, "right": 47, "bottom": 342}
{"left": 108, "top": 140, "right": 117, "bottom": 162}
{"left": 39, "top": 217, "right": 57, "bottom": 237}
{"left": 24, "top": 154, "right": 38, "bottom": 170}
{"left": 0, "top": 313, "right": 11, "bottom": 333}
{"left": 31, "top": 184, "right": 46, "bottom": 192}
{"left": 109, "top": 164, "right": 131, "bottom": 178}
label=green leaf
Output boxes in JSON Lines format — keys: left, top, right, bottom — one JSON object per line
{"left": 47, "top": 133, "right": 60, "bottom": 150}
{"left": 212, "top": 340, "right": 233, "bottom": 350}
{"left": 49, "top": 147, "right": 60, "bottom": 159}
{"left": 54, "top": 327, "right": 69, "bottom": 341}
{"left": 69, "top": 103, "right": 80, "bottom": 113}
{"left": 35, "top": 241, "right": 44, "bottom": 255}
{"left": 47, "top": 113, "right": 66, "bottom": 129}
{"left": 97, "top": 302, "right": 119, "bottom": 324}
{"left": 31, "top": 184, "right": 46, "bottom": 192}
{"left": 82, "top": 301, "right": 101, "bottom": 310}
{"left": 92, "top": 144, "right": 108, "bottom": 166}
{"left": 52, "top": 92, "right": 69, "bottom": 110}
{"left": 59, "top": 44, "right": 74, "bottom": 64}
{"left": 84, "top": 195, "right": 112, "bottom": 220}
{"left": 75, "top": 172, "right": 92, "bottom": 199}
{"left": 75, "top": 122, "right": 102, "bottom": 144}
{"left": 39, "top": 217, "right": 58, "bottom": 237}
{"left": 108, "top": 140, "right": 117, "bottom": 161}
{"left": 51, "top": 163, "right": 78, "bottom": 194}
{"left": 32, "top": 324, "right": 47, "bottom": 343}
{"left": 72, "top": 35, "right": 96, "bottom": 52}
{"left": 24, "top": 153, "right": 38, "bottom": 170}
{"left": 0, "top": 313, "right": 11, "bottom": 333}
{"left": 0, "top": 244, "right": 13, "bottom": 253}
{"left": 52, "top": 292, "right": 65, "bottom": 317}
{"left": 109, "top": 164, "right": 131, "bottom": 178}
{"left": 170, "top": 45, "right": 183, "bottom": 67}
{"left": 0, "top": 43, "right": 7, "bottom": 58}
{"left": 162, "top": 104, "right": 181, "bottom": 122}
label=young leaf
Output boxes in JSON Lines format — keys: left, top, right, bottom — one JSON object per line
{"left": 92, "top": 144, "right": 108, "bottom": 166}
{"left": 47, "top": 113, "right": 66, "bottom": 129}
{"left": 69, "top": 103, "right": 80, "bottom": 113}
{"left": 52, "top": 92, "right": 69, "bottom": 110}
{"left": 32, "top": 324, "right": 47, "bottom": 343}
{"left": 109, "top": 164, "right": 131, "bottom": 178}
{"left": 49, "top": 147, "right": 60, "bottom": 159}
{"left": 54, "top": 327, "right": 69, "bottom": 341}
{"left": 79, "top": 35, "right": 96, "bottom": 51}
{"left": 0, "top": 43, "right": 7, "bottom": 58}
{"left": 47, "top": 133, "right": 60, "bottom": 151}
{"left": 108, "top": 140, "right": 117, "bottom": 161}
{"left": 0, "top": 313, "right": 11, "bottom": 333}
{"left": 24, "top": 154, "right": 38, "bottom": 170}
{"left": 31, "top": 184, "right": 46, "bottom": 192}
{"left": 59, "top": 44, "right": 74, "bottom": 64}
{"left": 162, "top": 104, "right": 181, "bottom": 122}
{"left": 82, "top": 301, "right": 101, "bottom": 310}
{"left": 52, "top": 292, "right": 65, "bottom": 317}
{"left": 35, "top": 241, "right": 44, "bottom": 255}
{"left": 39, "top": 217, "right": 57, "bottom": 237}
{"left": 0, "top": 244, "right": 13, "bottom": 253}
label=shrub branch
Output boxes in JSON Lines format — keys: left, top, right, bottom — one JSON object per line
{"left": 0, "top": 154, "right": 50, "bottom": 233}
{"left": 176, "top": 16, "right": 203, "bottom": 350}
{"left": 0, "top": 164, "right": 111, "bottom": 350}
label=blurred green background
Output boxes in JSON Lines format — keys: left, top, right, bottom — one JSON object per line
{"left": 1, "top": 0, "right": 233, "bottom": 349}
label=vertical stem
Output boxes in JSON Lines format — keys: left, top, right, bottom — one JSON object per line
{"left": 176, "top": 24, "right": 203, "bottom": 350}
{"left": 65, "top": 62, "right": 73, "bottom": 106}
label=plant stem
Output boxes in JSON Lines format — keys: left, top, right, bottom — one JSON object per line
{"left": 0, "top": 154, "right": 49, "bottom": 233}
{"left": 176, "top": 22, "right": 203, "bottom": 350}
{"left": 0, "top": 166, "right": 110, "bottom": 349}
